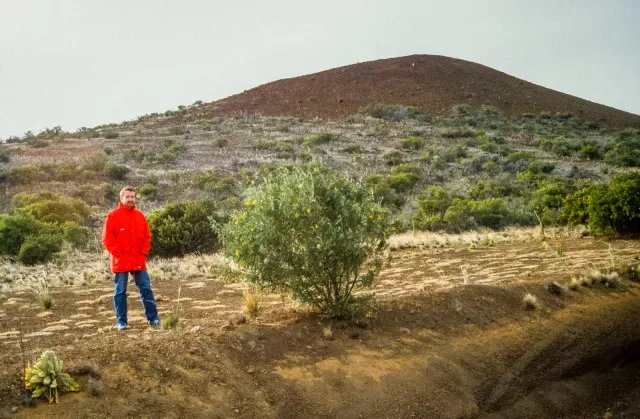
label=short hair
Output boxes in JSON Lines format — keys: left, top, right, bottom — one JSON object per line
{"left": 119, "top": 187, "right": 136, "bottom": 199}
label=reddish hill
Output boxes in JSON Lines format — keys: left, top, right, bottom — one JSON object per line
{"left": 200, "top": 54, "right": 640, "bottom": 128}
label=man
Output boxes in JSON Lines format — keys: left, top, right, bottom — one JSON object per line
{"left": 102, "top": 187, "right": 160, "bottom": 330}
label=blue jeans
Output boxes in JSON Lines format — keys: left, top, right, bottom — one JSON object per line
{"left": 113, "top": 270, "right": 159, "bottom": 325}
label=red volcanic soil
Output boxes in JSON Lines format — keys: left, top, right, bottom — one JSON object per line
{"left": 199, "top": 54, "right": 640, "bottom": 127}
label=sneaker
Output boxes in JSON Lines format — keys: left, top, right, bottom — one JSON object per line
{"left": 148, "top": 319, "right": 161, "bottom": 327}
{"left": 116, "top": 322, "right": 127, "bottom": 331}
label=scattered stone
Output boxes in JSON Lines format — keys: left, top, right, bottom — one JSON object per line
{"left": 108, "top": 382, "right": 119, "bottom": 390}
{"left": 221, "top": 321, "right": 234, "bottom": 332}
{"left": 189, "top": 326, "right": 201, "bottom": 333}
{"left": 246, "top": 367, "right": 255, "bottom": 374}
{"left": 11, "top": 406, "right": 19, "bottom": 413}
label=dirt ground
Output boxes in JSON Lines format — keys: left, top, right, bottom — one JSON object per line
{"left": 1, "top": 236, "right": 639, "bottom": 418}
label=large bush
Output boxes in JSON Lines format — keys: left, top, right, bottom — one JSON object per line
{"left": 12, "top": 192, "right": 91, "bottom": 226}
{"left": 147, "top": 200, "right": 223, "bottom": 257}
{"left": 220, "top": 163, "right": 390, "bottom": 318}
{"left": 562, "top": 172, "right": 640, "bottom": 235}
{"left": 18, "top": 234, "right": 62, "bottom": 265}
{"left": 0, "top": 214, "right": 44, "bottom": 256}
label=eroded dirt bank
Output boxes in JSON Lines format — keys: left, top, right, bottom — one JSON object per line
{"left": 1, "top": 238, "right": 639, "bottom": 418}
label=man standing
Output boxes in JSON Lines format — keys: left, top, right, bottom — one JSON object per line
{"left": 102, "top": 187, "right": 160, "bottom": 330}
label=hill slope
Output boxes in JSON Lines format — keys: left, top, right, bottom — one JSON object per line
{"left": 200, "top": 55, "right": 640, "bottom": 128}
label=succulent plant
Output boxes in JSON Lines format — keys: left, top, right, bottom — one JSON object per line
{"left": 25, "top": 351, "right": 79, "bottom": 403}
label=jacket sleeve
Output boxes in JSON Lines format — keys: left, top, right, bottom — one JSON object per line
{"left": 102, "top": 213, "right": 122, "bottom": 256}
{"left": 140, "top": 215, "right": 152, "bottom": 256}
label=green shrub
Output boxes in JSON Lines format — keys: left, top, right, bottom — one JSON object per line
{"left": 441, "top": 127, "right": 476, "bottom": 138}
{"left": 18, "top": 234, "right": 62, "bottom": 265}
{"left": 399, "top": 136, "right": 425, "bottom": 150}
{"left": 302, "top": 132, "right": 339, "bottom": 147}
{"left": 137, "top": 183, "right": 159, "bottom": 200}
{"left": 106, "top": 164, "right": 130, "bottom": 180}
{"left": 12, "top": 192, "right": 91, "bottom": 226}
{"left": 103, "top": 131, "right": 119, "bottom": 139}
{"left": 7, "top": 164, "right": 47, "bottom": 184}
{"left": 604, "top": 131, "right": 640, "bottom": 167}
{"left": 388, "top": 164, "right": 421, "bottom": 192}
{"left": 0, "top": 214, "right": 44, "bottom": 256}
{"left": 213, "top": 137, "right": 229, "bottom": 148}
{"left": 579, "top": 144, "right": 601, "bottom": 160}
{"left": 444, "top": 198, "right": 512, "bottom": 231}
{"left": 0, "top": 151, "right": 9, "bottom": 163}
{"left": 168, "top": 126, "right": 186, "bottom": 135}
{"left": 62, "top": 223, "right": 91, "bottom": 249}
{"left": 343, "top": 143, "right": 362, "bottom": 154}
{"left": 562, "top": 172, "right": 640, "bottom": 235}
{"left": 220, "top": 163, "right": 390, "bottom": 318}
{"left": 382, "top": 150, "right": 404, "bottom": 166}
{"left": 413, "top": 186, "right": 454, "bottom": 230}
{"left": 148, "top": 200, "right": 224, "bottom": 257}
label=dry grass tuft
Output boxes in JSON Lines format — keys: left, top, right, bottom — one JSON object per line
{"left": 523, "top": 292, "right": 539, "bottom": 310}
{"left": 18, "top": 276, "right": 53, "bottom": 309}
{"left": 243, "top": 284, "right": 262, "bottom": 318}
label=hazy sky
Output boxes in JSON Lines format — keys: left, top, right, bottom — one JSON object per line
{"left": 1, "top": 0, "right": 638, "bottom": 138}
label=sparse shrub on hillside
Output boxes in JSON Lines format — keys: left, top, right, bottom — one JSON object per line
{"left": 12, "top": 192, "right": 91, "bottom": 226}
{"left": 220, "top": 163, "right": 390, "bottom": 318}
{"left": 103, "top": 131, "right": 119, "bottom": 139}
{"left": 137, "top": 183, "right": 159, "bottom": 200}
{"left": 0, "top": 151, "right": 10, "bottom": 163}
{"left": 302, "top": 132, "right": 339, "bottom": 147}
{"left": 412, "top": 186, "right": 455, "bottom": 231}
{"left": 604, "top": 130, "right": 640, "bottom": 167}
{"left": 441, "top": 127, "right": 476, "bottom": 139}
{"left": 18, "top": 234, "right": 62, "bottom": 265}
{"left": 399, "top": 136, "right": 425, "bottom": 150}
{"left": 359, "top": 105, "right": 425, "bottom": 122}
{"left": 148, "top": 200, "right": 224, "bottom": 257}
{"left": 382, "top": 150, "right": 405, "bottom": 166}
{"left": 343, "top": 143, "right": 362, "bottom": 154}
{"left": 255, "top": 140, "right": 294, "bottom": 158}
{"left": 168, "top": 126, "right": 186, "bottom": 136}
{"left": 7, "top": 164, "right": 47, "bottom": 184}
{"left": 213, "top": 137, "right": 229, "bottom": 148}
{"left": 106, "top": 164, "right": 130, "bottom": 180}
{"left": 388, "top": 164, "right": 421, "bottom": 192}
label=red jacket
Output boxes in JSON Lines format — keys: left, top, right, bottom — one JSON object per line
{"left": 102, "top": 203, "right": 151, "bottom": 273}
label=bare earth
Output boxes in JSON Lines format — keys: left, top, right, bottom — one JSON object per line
{"left": 1, "top": 236, "right": 640, "bottom": 418}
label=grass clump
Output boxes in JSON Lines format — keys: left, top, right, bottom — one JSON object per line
{"left": 399, "top": 136, "right": 425, "bottom": 150}
{"left": 243, "top": 284, "right": 261, "bottom": 318}
{"left": 522, "top": 292, "right": 539, "bottom": 310}
{"left": 19, "top": 277, "right": 53, "bottom": 309}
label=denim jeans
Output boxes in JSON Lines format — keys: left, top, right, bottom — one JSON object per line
{"left": 113, "top": 270, "right": 159, "bottom": 325}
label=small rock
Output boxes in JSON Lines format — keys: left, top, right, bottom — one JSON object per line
{"left": 221, "top": 321, "right": 234, "bottom": 332}
{"left": 165, "top": 367, "right": 169, "bottom": 372}
{"left": 11, "top": 406, "right": 19, "bottom": 413}
{"left": 108, "top": 382, "right": 119, "bottom": 390}
{"left": 603, "top": 413, "right": 613, "bottom": 419}
{"left": 246, "top": 367, "right": 255, "bottom": 374}
{"left": 189, "top": 326, "right": 201, "bottom": 333}
{"left": 233, "top": 315, "right": 247, "bottom": 325}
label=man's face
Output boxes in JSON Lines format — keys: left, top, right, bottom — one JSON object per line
{"left": 121, "top": 191, "right": 136, "bottom": 207}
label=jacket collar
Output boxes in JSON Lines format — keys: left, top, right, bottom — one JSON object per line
{"left": 118, "top": 202, "right": 136, "bottom": 212}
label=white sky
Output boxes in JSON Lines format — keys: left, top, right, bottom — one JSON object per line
{"left": 0, "top": 0, "right": 638, "bottom": 138}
